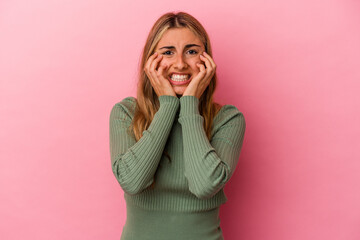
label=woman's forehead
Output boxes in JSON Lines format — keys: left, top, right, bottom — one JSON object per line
{"left": 157, "top": 28, "right": 203, "bottom": 48}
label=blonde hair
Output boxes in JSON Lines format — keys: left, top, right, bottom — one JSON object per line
{"left": 129, "top": 11, "right": 222, "bottom": 188}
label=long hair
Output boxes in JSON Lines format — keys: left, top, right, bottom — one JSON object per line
{"left": 128, "top": 11, "right": 222, "bottom": 188}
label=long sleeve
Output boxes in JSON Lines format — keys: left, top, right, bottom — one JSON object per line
{"left": 109, "top": 95, "right": 180, "bottom": 195}
{"left": 178, "top": 95, "right": 246, "bottom": 199}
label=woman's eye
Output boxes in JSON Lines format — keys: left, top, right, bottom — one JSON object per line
{"left": 161, "top": 50, "right": 198, "bottom": 56}
{"left": 188, "top": 50, "right": 198, "bottom": 55}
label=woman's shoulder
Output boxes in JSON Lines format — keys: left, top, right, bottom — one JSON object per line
{"left": 114, "top": 96, "right": 137, "bottom": 108}
{"left": 213, "top": 102, "right": 245, "bottom": 127}
{"left": 111, "top": 96, "right": 137, "bottom": 119}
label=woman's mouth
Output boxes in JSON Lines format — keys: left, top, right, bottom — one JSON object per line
{"left": 168, "top": 74, "right": 192, "bottom": 85}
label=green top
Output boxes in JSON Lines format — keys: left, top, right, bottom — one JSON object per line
{"left": 109, "top": 95, "right": 246, "bottom": 212}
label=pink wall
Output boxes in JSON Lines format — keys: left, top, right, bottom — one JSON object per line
{"left": 1, "top": 0, "right": 359, "bottom": 239}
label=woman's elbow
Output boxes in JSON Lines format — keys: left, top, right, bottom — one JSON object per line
{"left": 188, "top": 170, "right": 229, "bottom": 199}
{"left": 189, "top": 182, "right": 224, "bottom": 200}
{"left": 113, "top": 175, "right": 149, "bottom": 195}
{"left": 111, "top": 165, "right": 145, "bottom": 195}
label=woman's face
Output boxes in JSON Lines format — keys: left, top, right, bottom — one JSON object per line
{"left": 155, "top": 27, "right": 205, "bottom": 97}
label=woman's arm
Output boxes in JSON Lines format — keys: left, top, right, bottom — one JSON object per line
{"left": 109, "top": 95, "right": 180, "bottom": 195}
{"left": 178, "top": 95, "right": 246, "bottom": 199}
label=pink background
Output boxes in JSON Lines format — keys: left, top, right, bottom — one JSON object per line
{"left": 1, "top": 0, "right": 359, "bottom": 239}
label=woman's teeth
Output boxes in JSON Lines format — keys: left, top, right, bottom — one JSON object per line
{"left": 171, "top": 74, "right": 190, "bottom": 81}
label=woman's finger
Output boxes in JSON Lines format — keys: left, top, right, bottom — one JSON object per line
{"left": 200, "top": 54, "right": 211, "bottom": 71}
{"left": 157, "top": 64, "right": 168, "bottom": 81}
{"left": 144, "top": 52, "right": 158, "bottom": 72}
{"left": 199, "top": 55, "right": 213, "bottom": 79}
{"left": 202, "top": 52, "right": 216, "bottom": 69}
{"left": 195, "top": 63, "right": 207, "bottom": 81}
{"left": 149, "top": 54, "right": 163, "bottom": 79}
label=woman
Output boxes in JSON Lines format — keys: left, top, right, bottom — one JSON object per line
{"left": 109, "top": 11, "right": 246, "bottom": 240}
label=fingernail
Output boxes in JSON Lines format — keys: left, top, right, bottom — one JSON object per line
{"left": 154, "top": 52, "right": 158, "bottom": 56}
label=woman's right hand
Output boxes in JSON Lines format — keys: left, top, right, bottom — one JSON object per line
{"left": 144, "top": 52, "right": 176, "bottom": 97}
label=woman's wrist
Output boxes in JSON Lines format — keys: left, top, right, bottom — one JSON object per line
{"left": 179, "top": 95, "right": 200, "bottom": 117}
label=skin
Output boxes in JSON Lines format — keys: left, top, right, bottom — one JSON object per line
{"left": 144, "top": 27, "right": 217, "bottom": 99}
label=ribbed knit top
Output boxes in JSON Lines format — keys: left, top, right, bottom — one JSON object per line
{"left": 109, "top": 95, "right": 246, "bottom": 213}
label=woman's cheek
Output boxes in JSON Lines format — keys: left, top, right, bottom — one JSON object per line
{"left": 188, "top": 58, "right": 198, "bottom": 67}
{"left": 195, "top": 60, "right": 202, "bottom": 69}
{"left": 159, "top": 58, "right": 170, "bottom": 68}
{"left": 195, "top": 56, "right": 202, "bottom": 64}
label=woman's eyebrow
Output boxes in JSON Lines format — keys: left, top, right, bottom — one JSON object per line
{"left": 158, "top": 44, "right": 201, "bottom": 50}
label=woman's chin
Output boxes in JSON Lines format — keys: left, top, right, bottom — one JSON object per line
{"left": 172, "top": 84, "right": 188, "bottom": 96}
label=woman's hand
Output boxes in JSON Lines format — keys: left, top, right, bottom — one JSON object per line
{"left": 182, "top": 52, "right": 216, "bottom": 99}
{"left": 144, "top": 52, "right": 177, "bottom": 97}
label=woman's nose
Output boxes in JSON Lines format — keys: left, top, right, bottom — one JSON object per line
{"left": 174, "top": 54, "right": 188, "bottom": 69}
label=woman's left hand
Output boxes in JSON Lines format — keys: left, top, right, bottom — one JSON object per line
{"left": 182, "top": 52, "right": 216, "bottom": 99}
